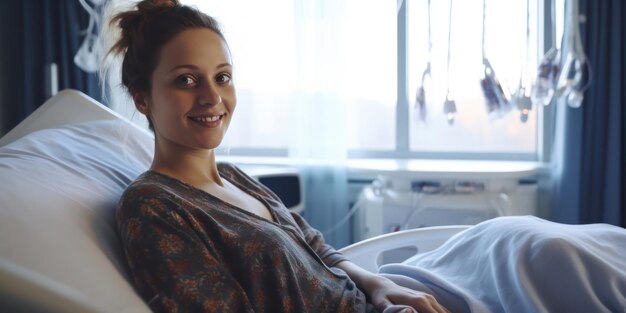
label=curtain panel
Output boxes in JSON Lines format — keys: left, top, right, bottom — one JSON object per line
{"left": 551, "top": 0, "right": 625, "bottom": 227}
{"left": 0, "top": 0, "right": 102, "bottom": 135}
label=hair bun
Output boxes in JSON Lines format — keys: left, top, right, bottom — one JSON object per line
{"left": 108, "top": 0, "right": 181, "bottom": 56}
{"left": 136, "top": 0, "right": 180, "bottom": 15}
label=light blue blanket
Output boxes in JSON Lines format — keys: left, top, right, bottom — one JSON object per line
{"left": 379, "top": 216, "right": 626, "bottom": 313}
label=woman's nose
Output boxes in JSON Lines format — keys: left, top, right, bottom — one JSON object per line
{"left": 198, "top": 82, "right": 222, "bottom": 106}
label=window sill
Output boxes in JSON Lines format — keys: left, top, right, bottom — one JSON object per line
{"left": 220, "top": 156, "right": 547, "bottom": 180}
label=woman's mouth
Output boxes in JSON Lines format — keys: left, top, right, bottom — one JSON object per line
{"left": 189, "top": 114, "right": 224, "bottom": 127}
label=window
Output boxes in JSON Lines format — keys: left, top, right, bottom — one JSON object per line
{"left": 185, "top": 0, "right": 396, "bottom": 157}
{"left": 175, "top": 0, "right": 550, "bottom": 160}
{"left": 407, "top": 0, "right": 539, "bottom": 156}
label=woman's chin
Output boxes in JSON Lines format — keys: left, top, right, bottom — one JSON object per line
{"left": 199, "top": 139, "right": 225, "bottom": 151}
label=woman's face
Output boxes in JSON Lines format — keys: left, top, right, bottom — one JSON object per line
{"left": 140, "top": 28, "right": 235, "bottom": 152}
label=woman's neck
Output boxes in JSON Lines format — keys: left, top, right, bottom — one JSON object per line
{"left": 150, "top": 141, "right": 224, "bottom": 187}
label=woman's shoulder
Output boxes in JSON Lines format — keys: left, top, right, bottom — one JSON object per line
{"left": 216, "top": 162, "right": 257, "bottom": 186}
{"left": 217, "top": 162, "right": 269, "bottom": 190}
{"left": 122, "top": 171, "right": 170, "bottom": 197}
{"left": 117, "top": 171, "right": 178, "bottom": 217}
{"left": 216, "top": 161, "right": 244, "bottom": 178}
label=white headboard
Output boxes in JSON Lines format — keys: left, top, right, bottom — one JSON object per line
{"left": 0, "top": 89, "right": 139, "bottom": 146}
{"left": 0, "top": 89, "right": 153, "bottom": 312}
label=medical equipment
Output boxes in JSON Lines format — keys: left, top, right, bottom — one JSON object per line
{"left": 531, "top": 0, "right": 561, "bottom": 106}
{"left": 514, "top": 87, "right": 533, "bottom": 123}
{"left": 75, "top": 0, "right": 105, "bottom": 72}
{"left": 414, "top": 0, "right": 432, "bottom": 124}
{"left": 353, "top": 171, "right": 537, "bottom": 243}
{"left": 532, "top": 0, "right": 591, "bottom": 109}
{"left": 352, "top": 170, "right": 536, "bottom": 276}
{"left": 442, "top": 0, "right": 457, "bottom": 125}
{"left": 556, "top": 0, "right": 591, "bottom": 108}
{"left": 239, "top": 165, "right": 305, "bottom": 214}
{"left": 512, "top": 0, "right": 533, "bottom": 123}
{"left": 532, "top": 49, "right": 561, "bottom": 106}
{"left": 479, "top": 0, "right": 510, "bottom": 118}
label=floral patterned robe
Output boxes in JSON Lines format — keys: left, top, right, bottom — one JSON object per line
{"left": 116, "top": 163, "right": 376, "bottom": 313}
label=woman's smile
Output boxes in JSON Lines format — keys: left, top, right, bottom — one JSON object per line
{"left": 188, "top": 113, "right": 226, "bottom": 128}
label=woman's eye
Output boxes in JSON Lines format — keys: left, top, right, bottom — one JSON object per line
{"left": 216, "top": 73, "right": 231, "bottom": 83}
{"left": 175, "top": 75, "right": 196, "bottom": 86}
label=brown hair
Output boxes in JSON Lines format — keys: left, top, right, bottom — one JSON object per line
{"left": 107, "top": 0, "right": 226, "bottom": 120}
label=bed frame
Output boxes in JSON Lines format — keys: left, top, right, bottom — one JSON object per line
{"left": 339, "top": 225, "right": 470, "bottom": 273}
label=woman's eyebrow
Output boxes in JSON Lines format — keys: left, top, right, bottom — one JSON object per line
{"left": 216, "top": 62, "right": 232, "bottom": 70}
{"left": 168, "top": 63, "right": 232, "bottom": 73}
{"left": 168, "top": 64, "right": 198, "bottom": 73}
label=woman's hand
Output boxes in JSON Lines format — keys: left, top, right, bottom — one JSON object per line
{"left": 366, "top": 275, "right": 449, "bottom": 313}
{"left": 335, "top": 261, "right": 449, "bottom": 313}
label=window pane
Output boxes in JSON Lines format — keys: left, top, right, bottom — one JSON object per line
{"left": 185, "top": 0, "right": 296, "bottom": 149}
{"left": 343, "top": 1, "right": 397, "bottom": 150}
{"left": 186, "top": 0, "right": 396, "bottom": 151}
{"left": 407, "top": 0, "right": 538, "bottom": 154}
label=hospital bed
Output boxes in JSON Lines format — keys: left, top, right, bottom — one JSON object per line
{"left": 0, "top": 90, "right": 467, "bottom": 312}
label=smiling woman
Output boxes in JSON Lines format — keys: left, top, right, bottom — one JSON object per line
{"left": 104, "top": 0, "right": 449, "bottom": 312}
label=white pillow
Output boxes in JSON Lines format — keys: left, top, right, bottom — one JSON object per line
{"left": 0, "top": 119, "right": 153, "bottom": 312}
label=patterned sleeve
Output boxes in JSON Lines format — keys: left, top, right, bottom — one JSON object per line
{"left": 116, "top": 186, "right": 254, "bottom": 313}
{"left": 290, "top": 212, "right": 348, "bottom": 268}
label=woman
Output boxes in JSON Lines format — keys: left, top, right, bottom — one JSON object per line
{"left": 108, "top": 1, "right": 449, "bottom": 312}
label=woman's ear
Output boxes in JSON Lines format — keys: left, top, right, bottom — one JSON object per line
{"left": 133, "top": 92, "right": 150, "bottom": 115}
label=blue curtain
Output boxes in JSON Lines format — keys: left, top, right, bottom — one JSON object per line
{"left": 298, "top": 165, "right": 351, "bottom": 249}
{"left": 1, "top": 0, "right": 101, "bottom": 135}
{"left": 552, "top": 0, "right": 625, "bottom": 227}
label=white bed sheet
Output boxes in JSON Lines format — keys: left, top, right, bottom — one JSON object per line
{"left": 380, "top": 216, "right": 626, "bottom": 312}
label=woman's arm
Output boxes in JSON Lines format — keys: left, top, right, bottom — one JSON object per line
{"left": 290, "top": 211, "right": 448, "bottom": 312}
{"left": 335, "top": 260, "right": 449, "bottom": 313}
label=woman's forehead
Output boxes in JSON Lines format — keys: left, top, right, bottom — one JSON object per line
{"left": 157, "top": 28, "right": 231, "bottom": 71}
